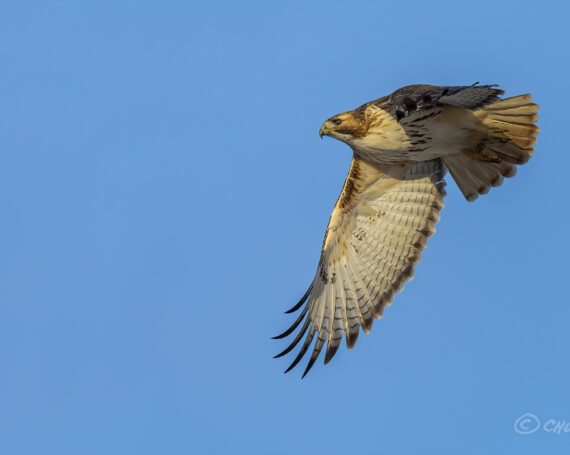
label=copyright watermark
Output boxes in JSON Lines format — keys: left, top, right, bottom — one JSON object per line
{"left": 514, "top": 413, "right": 570, "bottom": 435}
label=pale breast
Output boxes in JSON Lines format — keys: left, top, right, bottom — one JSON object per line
{"left": 350, "top": 105, "right": 412, "bottom": 159}
{"left": 350, "top": 104, "right": 477, "bottom": 163}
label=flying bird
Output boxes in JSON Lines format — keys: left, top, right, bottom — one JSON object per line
{"left": 273, "top": 83, "right": 539, "bottom": 377}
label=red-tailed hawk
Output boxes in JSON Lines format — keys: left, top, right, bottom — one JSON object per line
{"left": 273, "top": 84, "right": 539, "bottom": 377}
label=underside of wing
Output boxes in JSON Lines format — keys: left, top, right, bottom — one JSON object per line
{"left": 274, "top": 157, "right": 447, "bottom": 377}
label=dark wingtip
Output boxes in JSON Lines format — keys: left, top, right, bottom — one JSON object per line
{"left": 271, "top": 330, "right": 292, "bottom": 341}
{"left": 284, "top": 351, "right": 305, "bottom": 374}
{"left": 301, "top": 354, "right": 319, "bottom": 378}
{"left": 362, "top": 316, "right": 374, "bottom": 334}
{"left": 283, "top": 331, "right": 315, "bottom": 374}
{"left": 324, "top": 344, "right": 339, "bottom": 365}
{"left": 273, "top": 316, "right": 311, "bottom": 359}
{"left": 346, "top": 333, "right": 357, "bottom": 350}
{"left": 301, "top": 337, "right": 325, "bottom": 378}
{"left": 283, "top": 362, "right": 297, "bottom": 374}
{"left": 284, "top": 284, "right": 313, "bottom": 314}
{"left": 272, "top": 305, "right": 309, "bottom": 340}
{"left": 274, "top": 342, "right": 298, "bottom": 359}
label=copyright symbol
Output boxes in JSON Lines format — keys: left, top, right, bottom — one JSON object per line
{"left": 514, "top": 413, "right": 540, "bottom": 434}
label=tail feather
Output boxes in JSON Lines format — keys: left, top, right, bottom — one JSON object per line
{"left": 484, "top": 95, "right": 540, "bottom": 147}
{"left": 506, "top": 135, "right": 537, "bottom": 150}
{"left": 485, "top": 94, "right": 532, "bottom": 110}
{"left": 497, "top": 122, "right": 539, "bottom": 139}
{"left": 487, "top": 141, "right": 530, "bottom": 165}
{"left": 445, "top": 154, "right": 516, "bottom": 201}
{"left": 487, "top": 113, "right": 538, "bottom": 124}
{"left": 486, "top": 104, "right": 539, "bottom": 116}
{"left": 444, "top": 94, "right": 539, "bottom": 201}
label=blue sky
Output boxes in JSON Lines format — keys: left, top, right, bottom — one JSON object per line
{"left": 1, "top": 1, "right": 569, "bottom": 454}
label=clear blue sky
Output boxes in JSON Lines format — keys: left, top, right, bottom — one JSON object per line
{"left": 1, "top": 1, "right": 569, "bottom": 454}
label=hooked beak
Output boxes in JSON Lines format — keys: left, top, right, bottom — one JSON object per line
{"left": 319, "top": 123, "right": 330, "bottom": 139}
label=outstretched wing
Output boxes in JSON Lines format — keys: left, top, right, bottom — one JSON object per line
{"left": 273, "top": 157, "right": 447, "bottom": 377}
{"left": 387, "top": 83, "right": 504, "bottom": 121}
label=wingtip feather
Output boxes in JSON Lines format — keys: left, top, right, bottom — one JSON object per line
{"left": 324, "top": 343, "right": 339, "bottom": 365}
{"left": 284, "top": 284, "right": 313, "bottom": 314}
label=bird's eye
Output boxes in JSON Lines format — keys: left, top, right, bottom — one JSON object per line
{"left": 332, "top": 118, "right": 342, "bottom": 126}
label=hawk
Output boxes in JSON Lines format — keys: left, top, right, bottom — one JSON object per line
{"left": 273, "top": 84, "right": 539, "bottom": 377}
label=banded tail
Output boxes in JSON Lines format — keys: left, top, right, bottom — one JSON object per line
{"left": 444, "top": 94, "right": 539, "bottom": 201}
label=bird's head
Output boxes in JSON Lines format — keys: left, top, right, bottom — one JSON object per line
{"left": 319, "top": 111, "right": 365, "bottom": 144}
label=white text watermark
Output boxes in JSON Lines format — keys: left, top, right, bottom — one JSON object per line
{"left": 514, "top": 413, "right": 570, "bottom": 435}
